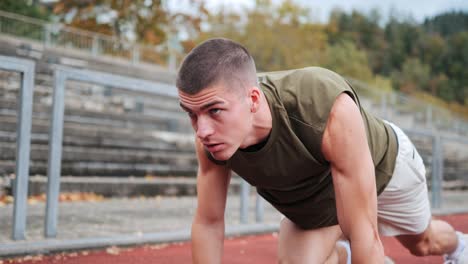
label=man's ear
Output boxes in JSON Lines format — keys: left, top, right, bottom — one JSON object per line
{"left": 249, "top": 86, "right": 261, "bottom": 113}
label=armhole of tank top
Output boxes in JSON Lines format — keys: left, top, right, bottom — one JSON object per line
{"left": 342, "top": 79, "right": 362, "bottom": 111}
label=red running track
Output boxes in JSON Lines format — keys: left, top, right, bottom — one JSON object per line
{"left": 3, "top": 213, "right": 468, "bottom": 264}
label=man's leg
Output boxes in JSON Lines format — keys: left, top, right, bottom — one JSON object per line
{"left": 379, "top": 122, "right": 466, "bottom": 261}
{"left": 395, "top": 218, "right": 458, "bottom": 256}
{"left": 277, "top": 217, "right": 347, "bottom": 264}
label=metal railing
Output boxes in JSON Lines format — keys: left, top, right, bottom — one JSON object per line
{"left": 44, "top": 66, "right": 179, "bottom": 238}
{"left": 0, "top": 55, "right": 35, "bottom": 241}
{"left": 0, "top": 10, "right": 179, "bottom": 69}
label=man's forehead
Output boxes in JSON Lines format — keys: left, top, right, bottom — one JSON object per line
{"left": 178, "top": 87, "right": 229, "bottom": 110}
{"left": 179, "top": 83, "right": 237, "bottom": 100}
{"left": 178, "top": 86, "right": 220, "bottom": 100}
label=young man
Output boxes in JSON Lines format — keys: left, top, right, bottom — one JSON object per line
{"left": 176, "top": 38, "right": 467, "bottom": 263}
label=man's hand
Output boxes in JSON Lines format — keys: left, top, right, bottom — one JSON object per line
{"left": 322, "top": 93, "right": 385, "bottom": 263}
{"left": 191, "top": 138, "right": 231, "bottom": 263}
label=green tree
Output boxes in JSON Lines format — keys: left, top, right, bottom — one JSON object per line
{"left": 324, "top": 40, "right": 373, "bottom": 82}
{"left": 0, "top": 0, "right": 50, "bottom": 20}
{"left": 198, "top": 0, "right": 328, "bottom": 72}
{"left": 418, "top": 33, "right": 445, "bottom": 73}
{"left": 443, "top": 32, "right": 468, "bottom": 104}
{"left": 53, "top": 0, "right": 168, "bottom": 44}
{"left": 392, "top": 58, "right": 431, "bottom": 93}
{"left": 53, "top": 0, "right": 207, "bottom": 47}
{"left": 423, "top": 11, "right": 468, "bottom": 37}
{"left": 383, "top": 19, "right": 424, "bottom": 72}
{"left": 327, "top": 9, "right": 387, "bottom": 75}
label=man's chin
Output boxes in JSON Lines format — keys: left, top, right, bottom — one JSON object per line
{"left": 209, "top": 150, "right": 234, "bottom": 161}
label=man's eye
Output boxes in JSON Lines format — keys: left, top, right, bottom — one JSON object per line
{"left": 187, "top": 112, "right": 196, "bottom": 118}
{"left": 209, "top": 108, "right": 221, "bottom": 115}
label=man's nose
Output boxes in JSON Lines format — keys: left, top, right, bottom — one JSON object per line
{"left": 196, "top": 117, "right": 214, "bottom": 139}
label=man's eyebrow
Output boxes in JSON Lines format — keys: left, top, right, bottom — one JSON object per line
{"left": 179, "top": 103, "right": 191, "bottom": 112}
{"left": 179, "top": 101, "right": 225, "bottom": 112}
{"left": 200, "top": 101, "right": 224, "bottom": 110}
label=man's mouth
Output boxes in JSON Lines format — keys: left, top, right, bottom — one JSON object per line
{"left": 204, "top": 143, "right": 224, "bottom": 152}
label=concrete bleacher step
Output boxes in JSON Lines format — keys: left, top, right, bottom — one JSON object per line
{"left": 0, "top": 139, "right": 196, "bottom": 176}
{"left": 0, "top": 97, "right": 189, "bottom": 132}
{"left": 0, "top": 121, "right": 195, "bottom": 153}
{"left": 1, "top": 91, "right": 184, "bottom": 117}
{"left": 0, "top": 113, "right": 188, "bottom": 138}
{"left": 22, "top": 175, "right": 242, "bottom": 197}
{"left": 0, "top": 159, "right": 198, "bottom": 177}
{"left": 0, "top": 142, "right": 196, "bottom": 163}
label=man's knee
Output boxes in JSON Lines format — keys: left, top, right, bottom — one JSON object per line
{"left": 277, "top": 250, "right": 335, "bottom": 264}
{"left": 277, "top": 254, "right": 292, "bottom": 264}
{"left": 277, "top": 249, "right": 288, "bottom": 264}
{"left": 278, "top": 251, "right": 306, "bottom": 264}
{"left": 277, "top": 246, "right": 313, "bottom": 264}
{"left": 407, "top": 239, "right": 431, "bottom": 256}
{"left": 398, "top": 231, "right": 434, "bottom": 256}
{"left": 277, "top": 219, "right": 342, "bottom": 263}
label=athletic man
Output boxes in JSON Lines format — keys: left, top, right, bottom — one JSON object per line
{"left": 176, "top": 38, "right": 467, "bottom": 263}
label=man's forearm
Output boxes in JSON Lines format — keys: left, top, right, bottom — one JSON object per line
{"left": 350, "top": 230, "right": 385, "bottom": 263}
{"left": 191, "top": 221, "right": 225, "bottom": 264}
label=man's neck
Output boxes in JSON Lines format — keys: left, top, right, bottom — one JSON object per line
{"left": 243, "top": 92, "right": 272, "bottom": 148}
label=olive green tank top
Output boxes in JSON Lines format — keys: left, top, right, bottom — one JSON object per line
{"left": 210, "top": 67, "right": 398, "bottom": 229}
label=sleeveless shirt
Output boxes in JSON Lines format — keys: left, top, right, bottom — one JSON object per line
{"left": 209, "top": 67, "right": 398, "bottom": 229}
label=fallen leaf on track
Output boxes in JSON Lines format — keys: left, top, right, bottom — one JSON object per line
{"left": 106, "top": 246, "right": 121, "bottom": 255}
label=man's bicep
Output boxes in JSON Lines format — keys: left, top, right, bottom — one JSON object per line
{"left": 194, "top": 138, "right": 231, "bottom": 223}
{"left": 322, "top": 93, "right": 372, "bottom": 173}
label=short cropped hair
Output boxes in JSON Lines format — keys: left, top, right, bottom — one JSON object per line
{"left": 176, "top": 38, "right": 257, "bottom": 95}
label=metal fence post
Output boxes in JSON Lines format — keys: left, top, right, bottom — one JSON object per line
{"left": 132, "top": 46, "right": 140, "bottom": 65}
{"left": 255, "top": 194, "right": 264, "bottom": 223}
{"left": 0, "top": 57, "right": 36, "bottom": 241}
{"left": 168, "top": 50, "right": 176, "bottom": 71}
{"left": 431, "top": 134, "right": 442, "bottom": 209}
{"left": 43, "top": 23, "right": 51, "bottom": 47}
{"left": 381, "top": 93, "right": 387, "bottom": 120}
{"left": 240, "top": 179, "right": 249, "bottom": 224}
{"left": 91, "top": 36, "right": 99, "bottom": 57}
{"left": 45, "top": 69, "right": 67, "bottom": 238}
{"left": 426, "top": 106, "right": 433, "bottom": 129}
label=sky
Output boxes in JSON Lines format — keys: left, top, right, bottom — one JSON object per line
{"left": 198, "top": 0, "right": 468, "bottom": 23}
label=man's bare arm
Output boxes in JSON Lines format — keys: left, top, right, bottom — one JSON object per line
{"left": 322, "top": 93, "right": 384, "bottom": 263}
{"left": 191, "top": 138, "right": 231, "bottom": 264}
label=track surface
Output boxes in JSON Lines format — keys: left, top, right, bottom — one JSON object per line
{"left": 3, "top": 213, "right": 468, "bottom": 264}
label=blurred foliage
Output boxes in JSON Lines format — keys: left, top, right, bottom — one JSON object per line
{"left": 52, "top": 0, "right": 168, "bottom": 44}
{"left": 0, "top": 0, "right": 50, "bottom": 20}
{"left": 52, "top": 0, "right": 207, "bottom": 46}
{"left": 423, "top": 11, "right": 468, "bottom": 37}
{"left": 198, "top": 0, "right": 328, "bottom": 71}
{"left": 323, "top": 40, "right": 374, "bottom": 83}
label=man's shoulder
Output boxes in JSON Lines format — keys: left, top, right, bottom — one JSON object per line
{"left": 258, "top": 66, "right": 337, "bottom": 82}
{"left": 260, "top": 67, "right": 350, "bottom": 106}
{"left": 259, "top": 66, "right": 357, "bottom": 131}
{"left": 258, "top": 67, "right": 349, "bottom": 97}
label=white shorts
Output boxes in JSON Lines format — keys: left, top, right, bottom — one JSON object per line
{"left": 377, "top": 121, "right": 432, "bottom": 236}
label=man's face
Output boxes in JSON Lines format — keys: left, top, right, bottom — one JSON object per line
{"left": 178, "top": 84, "right": 253, "bottom": 161}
